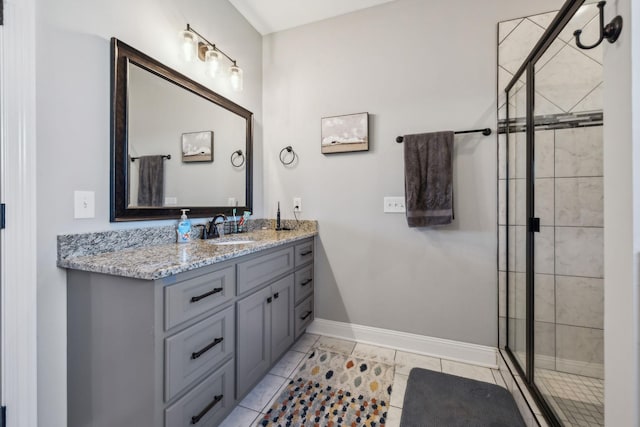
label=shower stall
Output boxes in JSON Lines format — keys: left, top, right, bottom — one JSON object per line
{"left": 497, "top": 1, "right": 608, "bottom": 425}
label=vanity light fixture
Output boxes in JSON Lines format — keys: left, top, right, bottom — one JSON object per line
{"left": 179, "top": 23, "right": 243, "bottom": 91}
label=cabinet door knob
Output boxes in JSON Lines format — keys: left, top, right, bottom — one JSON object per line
{"left": 267, "top": 297, "right": 272, "bottom": 303}
{"left": 274, "top": 292, "right": 279, "bottom": 299}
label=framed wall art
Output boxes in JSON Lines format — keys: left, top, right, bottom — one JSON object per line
{"left": 321, "top": 112, "right": 369, "bottom": 154}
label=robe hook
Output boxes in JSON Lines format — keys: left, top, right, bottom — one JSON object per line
{"left": 573, "top": 1, "right": 622, "bottom": 50}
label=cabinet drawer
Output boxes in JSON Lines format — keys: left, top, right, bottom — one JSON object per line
{"left": 294, "top": 265, "right": 313, "bottom": 304}
{"left": 294, "top": 240, "right": 314, "bottom": 267}
{"left": 237, "top": 247, "right": 294, "bottom": 295}
{"left": 165, "top": 266, "right": 235, "bottom": 330}
{"left": 165, "top": 306, "right": 234, "bottom": 401}
{"left": 294, "top": 296, "right": 314, "bottom": 339}
{"left": 165, "top": 358, "right": 234, "bottom": 427}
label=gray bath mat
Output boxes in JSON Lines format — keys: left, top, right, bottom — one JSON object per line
{"left": 400, "top": 368, "right": 526, "bottom": 427}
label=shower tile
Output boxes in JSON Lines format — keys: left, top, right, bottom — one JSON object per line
{"left": 535, "top": 44, "right": 602, "bottom": 112}
{"left": 555, "top": 177, "right": 603, "bottom": 227}
{"left": 571, "top": 82, "right": 603, "bottom": 113}
{"left": 534, "top": 321, "right": 556, "bottom": 370}
{"left": 555, "top": 227, "right": 603, "bottom": 278}
{"left": 511, "top": 179, "right": 526, "bottom": 226}
{"left": 514, "top": 226, "right": 527, "bottom": 273}
{"left": 508, "top": 131, "right": 527, "bottom": 179}
{"left": 499, "top": 226, "right": 506, "bottom": 271}
{"left": 507, "top": 272, "right": 517, "bottom": 318}
{"left": 557, "top": 3, "right": 601, "bottom": 43}
{"left": 534, "top": 91, "right": 564, "bottom": 115}
{"left": 498, "top": 18, "right": 524, "bottom": 45}
{"left": 535, "top": 130, "right": 555, "bottom": 178}
{"left": 499, "top": 18, "right": 546, "bottom": 74}
{"left": 555, "top": 127, "right": 603, "bottom": 177}
{"left": 528, "top": 11, "right": 557, "bottom": 31}
{"left": 556, "top": 276, "right": 603, "bottom": 329}
{"left": 535, "top": 178, "right": 554, "bottom": 226}
{"left": 556, "top": 325, "right": 604, "bottom": 379}
{"left": 498, "top": 66, "right": 520, "bottom": 110}
{"left": 499, "top": 316, "right": 506, "bottom": 348}
{"left": 498, "top": 179, "right": 506, "bottom": 226}
{"left": 513, "top": 272, "right": 526, "bottom": 320}
{"left": 498, "top": 134, "right": 507, "bottom": 180}
{"left": 534, "top": 226, "right": 554, "bottom": 275}
{"left": 534, "top": 274, "right": 555, "bottom": 323}
{"left": 499, "top": 271, "right": 506, "bottom": 317}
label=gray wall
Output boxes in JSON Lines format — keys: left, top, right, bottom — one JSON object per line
{"left": 262, "top": 0, "right": 563, "bottom": 346}
{"left": 35, "top": 1, "right": 262, "bottom": 425}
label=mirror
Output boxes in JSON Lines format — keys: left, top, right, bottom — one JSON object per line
{"left": 110, "top": 38, "right": 253, "bottom": 221}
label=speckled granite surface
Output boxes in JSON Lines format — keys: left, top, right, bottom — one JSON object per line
{"left": 57, "top": 220, "right": 317, "bottom": 280}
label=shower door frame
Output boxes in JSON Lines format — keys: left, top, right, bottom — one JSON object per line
{"left": 502, "top": 0, "right": 586, "bottom": 425}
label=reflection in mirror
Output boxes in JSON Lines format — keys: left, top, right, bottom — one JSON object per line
{"left": 128, "top": 63, "right": 246, "bottom": 208}
{"left": 110, "top": 38, "right": 253, "bottom": 221}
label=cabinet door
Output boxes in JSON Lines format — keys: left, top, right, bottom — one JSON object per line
{"left": 236, "top": 286, "right": 271, "bottom": 398}
{"left": 270, "top": 275, "right": 294, "bottom": 362}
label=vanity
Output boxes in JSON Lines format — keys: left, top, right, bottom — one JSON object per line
{"left": 60, "top": 227, "right": 316, "bottom": 427}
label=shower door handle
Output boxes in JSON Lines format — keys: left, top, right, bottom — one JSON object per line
{"left": 529, "top": 217, "right": 540, "bottom": 232}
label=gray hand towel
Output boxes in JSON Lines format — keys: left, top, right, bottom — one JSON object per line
{"left": 403, "top": 131, "right": 454, "bottom": 227}
{"left": 137, "top": 155, "right": 165, "bottom": 207}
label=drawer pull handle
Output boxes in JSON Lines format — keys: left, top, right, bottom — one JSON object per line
{"left": 191, "top": 337, "right": 224, "bottom": 360}
{"left": 191, "top": 394, "right": 223, "bottom": 424}
{"left": 274, "top": 292, "right": 279, "bottom": 299}
{"left": 300, "top": 311, "right": 313, "bottom": 320}
{"left": 190, "top": 287, "right": 223, "bottom": 303}
{"left": 300, "top": 250, "right": 312, "bottom": 256}
{"left": 267, "top": 297, "right": 272, "bottom": 303}
{"left": 300, "top": 279, "right": 312, "bottom": 286}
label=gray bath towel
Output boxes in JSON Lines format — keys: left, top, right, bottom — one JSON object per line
{"left": 137, "top": 155, "right": 164, "bottom": 207}
{"left": 403, "top": 131, "right": 454, "bottom": 227}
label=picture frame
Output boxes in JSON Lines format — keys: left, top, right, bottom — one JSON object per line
{"left": 321, "top": 112, "right": 369, "bottom": 154}
{"left": 181, "top": 131, "right": 213, "bottom": 162}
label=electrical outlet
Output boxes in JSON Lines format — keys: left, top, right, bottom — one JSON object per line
{"left": 383, "top": 196, "right": 406, "bottom": 213}
{"left": 74, "top": 191, "right": 95, "bottom": 219}
{"left": 293, "top": 197, "right": 302, "bottom": 212}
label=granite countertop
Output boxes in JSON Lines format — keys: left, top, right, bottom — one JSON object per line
{"left": 58, "top": 224, "right": 317, "bottom": 280}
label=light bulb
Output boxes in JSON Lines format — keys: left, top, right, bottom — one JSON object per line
{"left": 229, "top": 64, "right": 243, "bottom": 92}
{"left": 205, "top": 47, "right": 221, "bottom": 78}
{"left": 180, "top": 29, "right": 198, "bottom": 62}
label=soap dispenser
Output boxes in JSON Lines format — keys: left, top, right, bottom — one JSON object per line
{"left": 177, "top": 209, "right": 192, "bottom": 243}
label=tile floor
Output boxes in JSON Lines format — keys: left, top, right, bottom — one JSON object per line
{"left": 219, "top": 334, "right": 506, "bottom": 427}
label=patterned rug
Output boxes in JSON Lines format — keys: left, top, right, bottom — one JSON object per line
{"left": 259, "top": 348, "right": 394, "bottom": 426}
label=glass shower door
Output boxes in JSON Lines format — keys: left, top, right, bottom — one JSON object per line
{"left": 505, "top": 74, "right": 528, "bottom": 372}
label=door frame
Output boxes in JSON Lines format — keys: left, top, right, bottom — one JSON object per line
{"left": 0, "top": 0, "right": 38, "bottom": 426}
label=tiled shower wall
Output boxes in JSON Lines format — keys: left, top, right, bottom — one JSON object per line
{"left": 497, "top": 3, "right": 604, "bottom": 380}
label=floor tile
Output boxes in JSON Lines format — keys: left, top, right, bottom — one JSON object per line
{"left": 389, "top": 373, "right": 408, "bottom": 408}
{"left": 239, "top": 374, "right": 288, "bottom": 412}
{"left": 441, "top": 359, "right": 496, "bottom": 384}
{"left": 219, "top": 405, "right": 259, "bottom": 427}
{"left": 394, "top": 351, "right": 441, "bottom": 376}
{"left": 352, "top": 343, "right": 396, "bottom": 364}
{"left": 269, "top": 350, "right": 306, "bottom": 378}
{"left": 492, "top": 369, "right": 507, "bottom": 389}
{"left": 291, "top": 333, "right": 319, "bottom": 353}
{"left": 315, "top": 336, "right": 356, "bottom": 354}
{"left": 385, "top": 406, "right": 402, "bottom": 427}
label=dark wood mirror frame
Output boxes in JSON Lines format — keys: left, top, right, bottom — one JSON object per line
{"left": 110, "top": 38, "right": 253, "bottom": 222}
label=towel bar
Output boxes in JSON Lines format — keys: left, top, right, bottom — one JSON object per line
{"left": 396, "top": 128, "right": 491, "bottom": 143}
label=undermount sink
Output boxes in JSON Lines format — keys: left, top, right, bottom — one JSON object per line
{"left": 208, "top": 239, "right": 255, "bottom": 245}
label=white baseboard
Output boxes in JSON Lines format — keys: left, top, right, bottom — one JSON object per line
{"left": 307, "top": 318, "right": 497, "bottom": 368}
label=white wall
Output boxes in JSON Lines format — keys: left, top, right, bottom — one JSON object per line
{"left": 603, "top": 0, "right": 640, "bottom": 424}
{"left": 35, "top": 1, "right": 262, "bottom": 425}
{"left": 263, "top": 0, "right": 562, "bottom": 346}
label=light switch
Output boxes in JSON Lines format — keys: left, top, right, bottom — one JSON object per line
{"left": 383, "top": 196, "right": 406, "bottom": 213}
{"left": 74, "top": 191, "right": 95, "bottom": 219}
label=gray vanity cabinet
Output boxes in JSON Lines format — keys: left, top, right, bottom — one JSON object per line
{"left": 236, "top": 274, "right": 294, "bottom": 398}
{"left": 66, "top": 236, "right": 314, "bottom": 427}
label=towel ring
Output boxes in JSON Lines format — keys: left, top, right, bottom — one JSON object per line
{"left": 279, "top": 146, "right": 297, "bottom": 165}
{"left": 231, "top": 149, "right": 245, "bottom": 167}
